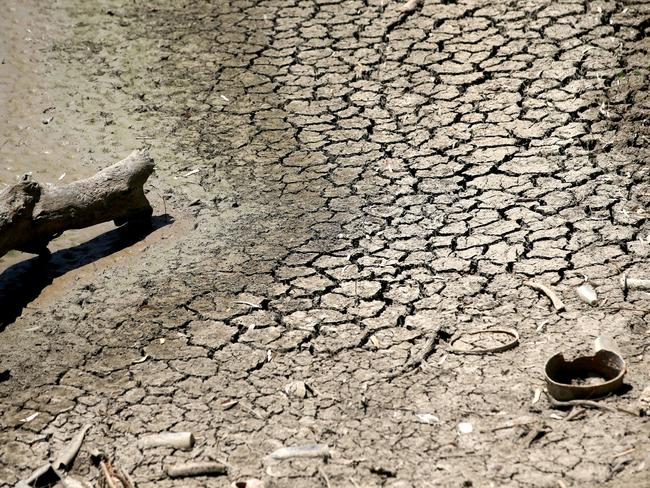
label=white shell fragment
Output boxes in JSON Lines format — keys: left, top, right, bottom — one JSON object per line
{"left": 457, "top": 422, "right": 473, "bottom": 434}
{"left": 576, "top": 283, "right": 598, "bottom": 306}
{"left": 416, "top": 413, "right": 440, "bottom": 425}
{"left": 531, "top": 388, "right": 542, "bottom": 405}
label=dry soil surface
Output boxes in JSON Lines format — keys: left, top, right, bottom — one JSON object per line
{"left": 1, "top": 0, "right": 650, "bottom": 487}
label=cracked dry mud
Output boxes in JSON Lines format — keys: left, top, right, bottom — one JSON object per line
{"left": 1, "top": 0, "right": 650, "bottom": 487}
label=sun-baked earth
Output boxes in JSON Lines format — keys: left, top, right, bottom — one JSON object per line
{"left": 1, "top": 0, "right": 650, "bottom": 487}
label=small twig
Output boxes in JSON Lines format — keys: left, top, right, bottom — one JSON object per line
{"left": 605, "top": 305, "right": 650, "bottom": 314}
{"left": 564, "top": 406, "right": 586, "bottom": 421}
{"left": 114, "top": 468, "right": 134, "bottom": 488}
{"left": 240, "top": 402, "right": 265, "bottom": 420}
{"left": 489, "top": 420, "right": 533, "bottom": 432}
{"left": 319, "top": 468, "right": 332, "bottom": 488}
{"left": 349, "top": 478, "right": 362, "bottom": 488}
{"left": 120, "top": 468, "right": 137, "bottom": 488}
{"left": 233, "top": 300, "right": 262, "bottom": 309}
{"left": 612, "top": 447, "right": 635, "bottom": 459}
{"left": 379, "top": 335, "right": 437, "bottom": 382}
{"left": 521, "top": 426, "right": 547, "bottom": 448}
{"left": 99, "top": 461, "right": 118, "bottom": 488}
{"left": 524, "top": 281, "right": 565, "bottom": 311}
{"left": 545, "top": 392, "right": 638, "bottom": 416}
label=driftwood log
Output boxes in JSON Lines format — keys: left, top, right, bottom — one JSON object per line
{"left": 0, "top": 150, "right": 154, "bottom": 258}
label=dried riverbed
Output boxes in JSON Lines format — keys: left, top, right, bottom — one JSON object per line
{"left": 1, "top": 0, "right": 650, "bottom": 487}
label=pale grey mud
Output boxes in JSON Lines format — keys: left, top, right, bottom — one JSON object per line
{"left": 1, "top": 0, "right": 649, "bottom": 487}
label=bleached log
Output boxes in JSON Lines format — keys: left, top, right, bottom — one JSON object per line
{"left": 0, "top": 150, "right": 154, "bottom": 258}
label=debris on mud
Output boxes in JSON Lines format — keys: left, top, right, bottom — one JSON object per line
{"left": 166, "top": 462, "right": 227, "bottom": 478}
{"left": 3, "top": 0, "right": 650, "bottom": 486}
{"left": 457, "top": 422, "right": 473, "bottom": 434}
{"left": 576, "top": 283, "right": 598, "bottom": 306}
{"left": 139, "top": 431, "right": 195, "bottom": 450}
{"left": 524, "top": 281, "right": 566, "bottom": 311}
{"left": 283, "top": 380, "right": 315, "bottom": 398}
{"left": 90, "top": 450, "right": 120, "bottom": 488}
{"left": 16, "top": 463, "right": 58, "bottom": 488}
{"left": 638, "top": 386, "right": 650, "bottom": 416}
{"left": 399, "top": 0, "right": 423, "bottom": 13}
{"left": 269, "top": 444, "right": 331, "bottom": 461}
{"left": 19, "top": 412, "right": 40, "bottom": 423}
{"left": 55, "top": 424, "right": 91, "bottom": 470}
{"left": 449, "top": 328, "right": 519, "bottom": 355}
{"left": 219, "top": 398, "right": 239, "bottom": 410}
{"left": 17, "top": 424, "right": 91, "bottom": 487}
{"left": 415, "top": 413, "right": 440, "bottom": 425}
{"left": 283, "top": 380, "right": 306, "bottom": 398}
{"left": 544, "top": 392, "right": 637, "bottom": 417}
{"left": 620, "top": 274, "right": 650, "bottom": 292}
{"left": 545, "top": 338, "right": 626, "bottom": 401}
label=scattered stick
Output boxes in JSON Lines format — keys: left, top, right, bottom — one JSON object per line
{"left": 612, "top": 447, "right": 635, "bottom": 459}
{"left": 54, "top": 424, "right": 91, "bottom": 471}
{"left": 115, "top": 468, "right": 136, "bottom": 488}
{"left": 240, "top": 402, "right": 265, "bottom": 420}
{"left": 166, "top": 462, "right": 227, "bottom": 478}
{"left": 448, "top": 328, "right": 519, "bottom": 355}
{"left": 349, "top": 478, "right": 362, "bottom": 488}
{"left": 524, "top": 281, "right": 565, "bottom": 311}
{"left": 99, "top": 460, "right": 118, "bottom": 488}
{"left": 545, "top": 392, "right": 638, "bottom": 416}
{"left": 564, "top": 406, "right": 586, "bottom": 421}
{"left": 521, "top": 426, "right": 547, "bottom": 448}
{"left": 319, "top": 468, "right": 332, "bottom": 488}
{"left": 489, "top": 419, "right": 534, "bottom": 432}
{"left": 379, "top": 334, "right": 438, "bottom": 382}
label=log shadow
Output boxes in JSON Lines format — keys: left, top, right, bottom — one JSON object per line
{"left": 0, "top": 214, "right": 172, "bottom": 330}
